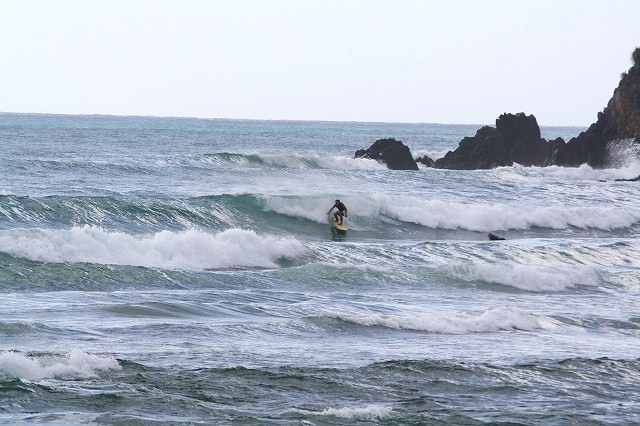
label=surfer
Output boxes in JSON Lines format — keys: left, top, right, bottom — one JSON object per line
{"left": 328, "top": 199, "right": 348, "bottom": 225}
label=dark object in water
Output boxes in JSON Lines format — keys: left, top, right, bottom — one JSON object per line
{"left": 488, "top": 232, "right": 506, "bottom": 241}
{"left": 354, "top": 138, "right": 419, "bottom": 170}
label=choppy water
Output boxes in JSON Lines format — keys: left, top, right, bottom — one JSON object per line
{"left": 1, "top": 113, "right": 639, "bottom": 424}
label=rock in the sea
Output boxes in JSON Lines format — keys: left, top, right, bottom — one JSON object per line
{"left": 434, "top": 113, "right": 551, "bottom": 169}
{"left": 355, "top": 138, "right": 419, "bottom": 170}
{"left": 614, "top": 175, "right": 640, "bottom": 182}
{"left": 488, "top": 232, "right": 506, "bottom": 241}
{"left": 416, "top": 155, "right": 435, "bottom": 167}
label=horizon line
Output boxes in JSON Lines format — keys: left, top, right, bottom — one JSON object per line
{"left": 0, "top": 110, "right": 590, "bottom": 128}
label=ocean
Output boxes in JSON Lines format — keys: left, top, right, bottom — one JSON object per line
{"left": 1, "top": 113, "right": 639, "bottom": 424}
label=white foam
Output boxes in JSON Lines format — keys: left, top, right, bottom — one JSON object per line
{"left": 289, "top": 404, "right": 392, "bottom": 420}
{"left": 315, "top": 156, "right": 388, "bottom": 171}
{"left": 0, "top": 349, "right": 121, "bottom": 380}
{"left": 360, "top": 193, "right": 640, "bottom": 232}
{"left": 0, "top": 226, "right": 307, "bottom": 270}
{"left": 444, "top": 262, "right": 600, "bottom": 291}
{"left": 326, "top": 306, "right": 540, "bottom": 334}
{"left": 502, "top": 162, "right": 640, "bottom": 182}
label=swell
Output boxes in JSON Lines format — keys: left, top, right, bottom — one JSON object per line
{"left": 2, "top": 193, "right": 640, "bottom": 236}
{"left": 2, "top": 354, "right": 637, "bottom": 424}
{"left": 297, "top": 239, "right": 640, "bottom": 292}
{"left": 0, "top": 253, "right": 197, "bottom": 291}
{"left": 308, "top": 303, "right": 640, "bottom": 334}
{"left": 0, "top": 193, "right": 330, "bottom": 234}
{"left": 11, "top": 158, "right": 158, "bottom": 176}
{"left": 202, "top": 152, "right": 387, "bottom": 170}
{"left": 310, "top": 306, "right": 542, "bottom": 334}
{"left": 0, "top": 195, "right": 250, "bottom": 231}
{"left": 0, "top": 231, "right": 638, "bottom": 292}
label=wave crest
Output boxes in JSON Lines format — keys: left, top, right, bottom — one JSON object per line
{"left": 322, "top": 306, "right": 540, "bottom": 334}
{"left": 0, "top": 226, "right": 307, "bottom": 270}
{"left": 0, "top": 349, "right": 120, "bottom": 381}
{"left": 205, "top": 152, "right": 387, "bottom": 170}
{"left": 443, "top": 262, "right": 600, "bottom": 291}
{"left": 359, "top": 193, "right": 640, "bottom": 232}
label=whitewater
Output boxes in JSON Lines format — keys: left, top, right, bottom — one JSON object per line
{"left": 1, "top": 113, "right": 639, "bottom": 424}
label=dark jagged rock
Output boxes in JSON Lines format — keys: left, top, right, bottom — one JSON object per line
{"left": 434, "top": 113, "right": 551, "bottom": 169}
{"left": 354, "top": 138, "right": 419, "bottom": 170}
{"left": 416, "top": 155, "right": 435, "bottom": 167}
{"left": 488, "top": 232, "right": 506, "bottom": 241}
{"left": 496, "top": 112, "right": 541, "bottom": 140}
{"left": 556, "top": 54, "right": 640, "bottom": 167}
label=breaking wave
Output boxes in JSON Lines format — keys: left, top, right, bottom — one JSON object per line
{"left": 0, "top": 226, "right": 307, "bottom": 270}
{"left": 320, "top": 306, "right": 540, "bottom": 334}
{"left": 0, "top": 349, "right": 120, "bottom": 381}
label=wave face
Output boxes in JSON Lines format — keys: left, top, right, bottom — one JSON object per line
{"left": 2, "top": 192, "right": 639, "bottom": 237}
{"left": 1, "top": 114, "right": 639, "bottom": 425}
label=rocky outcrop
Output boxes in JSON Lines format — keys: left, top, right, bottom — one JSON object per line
{"left": 355, "top": 138, "right": 419, "bottom": 170}
{"left": 416, "top": 155, "right": 435, "bottom": 167}
{"left": 435, "top": 50, "right": 640, "bottom": 170}
{"left": 354, "top": 49, "right": 640, "bottom": 171}
{"left": 555, "top": 52, "right": 640, "bottom": 167}
{"left": 434, "top": 113, "right": 552, "bottom": 169}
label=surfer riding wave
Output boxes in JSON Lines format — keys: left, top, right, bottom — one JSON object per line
{"left": 328, "top": 199, "right": 348, "bottom": 225}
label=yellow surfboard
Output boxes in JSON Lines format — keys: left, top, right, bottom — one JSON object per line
{"left": 331, "top": 217, "right": 348, "bottom": 231}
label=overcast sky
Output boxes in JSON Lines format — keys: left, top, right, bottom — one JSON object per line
{"left": 1, "top": 0, "right": 639, "bottom": 125}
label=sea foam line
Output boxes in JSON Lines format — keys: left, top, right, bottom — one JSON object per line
{"left": 0, "top": 226, "right": 307, "bottom": 270}
{"left": 288, "top": 404, "right": 392, "bottom": 420}
{"left": 323, "top": 306, "right": 540, "bottom": 334}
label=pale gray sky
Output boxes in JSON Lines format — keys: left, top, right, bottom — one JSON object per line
{"left": 1, "top": 0, "right": 639, "bottom": 125}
